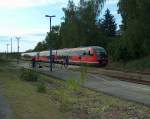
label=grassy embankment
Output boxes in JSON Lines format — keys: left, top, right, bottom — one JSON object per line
{"left": 0, "top": 60, "right": 150, "bottom": 119}
{"left": 107, "top": 56, "right": 150, "bottom": 73}
{"left": 0, "top": 61, "right": 65, "bottom": 119}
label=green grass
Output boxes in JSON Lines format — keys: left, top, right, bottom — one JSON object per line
{"left": 124, "top": 56, "right": 150, "bottom": 72}
{"left": 0, "top": 63, "right": 65, "bottom": 119}
{"left": 40, "top": 71, "right": 150, "bottom": 119}
{"left": 47, "top": 83, "right": 150, "bottom": 119}
{"left": 0, "top": 61, "right": 150, "bottom": 119}
{"left": 107, "top": 56, "right": 150, "bottom": 72}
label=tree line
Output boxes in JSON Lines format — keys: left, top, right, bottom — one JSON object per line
{"left": 109, "top": 0, "right": 150, "bottom": 62}
{"left": 33, "top": 0, "right": 150, "bottom": 62}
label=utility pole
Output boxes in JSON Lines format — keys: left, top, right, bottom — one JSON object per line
{"left": 6, "top": 44, "right": 9, "bottom": 59}
{"left": 6, "top": 44, "right": 9, "bottom": 54}
{"left": 16, "top": 37, "right": 21, "bottom": 64}
{"left": 45, "top": 15, "right": 56, "bottom": 72}
{"left": 11, "top": 37, "right": 12, "bottom": 53}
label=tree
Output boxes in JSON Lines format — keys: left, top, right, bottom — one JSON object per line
{"left": 118, "top": 0, "right": 150, "bottom": 59}
{"left": 25, "top": 49, "right": 33, "bottom": 52}
{"left": 45, "top": 25, "right": 61, "bottom": 49}
{"left": 34, "top": 41, "right": 48, "bottom": 51}
{"left": 34, "top": 0, "right": 107, "bottom": 50}
{"left": 101, "top": 9, "right": 117, "bottom": 37}
{"left": 60, "top": 0, "right": 106, "bottom": 48}
{"left": 78, "top": 0, "right": 101, "bottom": 46}
{"left": 60, "top": 0, "right": 80, "bottom": 48}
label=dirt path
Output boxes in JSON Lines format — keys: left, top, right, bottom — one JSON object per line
{"left": 0, "top": 87, "right": 12, "bottom": 119}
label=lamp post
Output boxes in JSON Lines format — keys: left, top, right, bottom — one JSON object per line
{"left": 45, "top": 15, "right": 56, "bottom": 72}
{"left": 16, "top": 37, "right": 21, "bottom": 64}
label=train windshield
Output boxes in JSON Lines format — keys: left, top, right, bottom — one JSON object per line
{"left": 94, "top": 47, "right": 107, "bottom": 58}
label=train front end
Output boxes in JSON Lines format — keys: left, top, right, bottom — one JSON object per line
{"left": 93, "top": 47, "right": 108, "bottom": 66}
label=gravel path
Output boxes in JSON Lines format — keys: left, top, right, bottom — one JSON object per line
{"left": 0, "top": 85, "right": 12, "bottom": 119}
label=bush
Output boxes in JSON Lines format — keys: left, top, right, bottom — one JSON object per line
{"left": 66, "top": 77, "right": 80, "bottom": 91}
{"left": 80, "top": 65, "right": 87, "bottom": 83}
{"left": 65, "top": 65, "right": 87, "bottom": 92}
{"left": 37, "top": 82, "right": 46, "bottom": 93}
{"left": 20, "top": 68, "right": 38, "bottom": 82}
{"left": 108, "top": 38, "right": 133, "bottom": 62}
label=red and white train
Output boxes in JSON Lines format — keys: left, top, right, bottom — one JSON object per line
{"left": 21, "top": 46, "right": 108, "bottom": 66}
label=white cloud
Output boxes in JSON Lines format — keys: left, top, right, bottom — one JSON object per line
{"left": 106, "top": 0, "right": 119, "bottom": 5}
{"left": 0, "top": 0, "right": 118, "bottom": 9}
{"left": 111, "top": 10, "right": 118, "bottom": 15}
{"left": 0, "top": 0, "right": 72, "bottom": 9}
{"left": 0, "top": 27, "right": 49, "bottom": 36}
{"left": 0, "top": 27, "right": 47, "bottom": 52}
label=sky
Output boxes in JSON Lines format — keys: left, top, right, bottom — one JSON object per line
{"left": 0, "top": 0, "right": 121, "bottom": 52}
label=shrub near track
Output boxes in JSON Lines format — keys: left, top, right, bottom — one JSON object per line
{"left": 20, "top": 68, "right": 38, "bottom": 82}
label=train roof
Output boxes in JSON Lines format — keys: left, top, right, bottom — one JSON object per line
{"left": 21, "top": 52, "right": 37, "bottom": 56}
{"left": 57, "top": 46, "right": 104, "bottom": 51}
{"left": 21, "top": 46, "right": 105, "bottom": 56}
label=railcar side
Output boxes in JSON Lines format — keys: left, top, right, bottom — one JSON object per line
{"left": 21, "top": 46, "right": 108, "bottom": 66}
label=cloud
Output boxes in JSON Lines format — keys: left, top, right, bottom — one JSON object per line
{"left": 0, "top": 0, "right": 118, "bottom": 9}
{"left": 111, "top": 10, "right": 118, "bottom": 15}
{"left": 106, "top": 0, "right": 119, "bottom": 5}
{"left": 0, "top": 32, "right": 46, "bottom": 52}
{"left": 0, "top": 0, "right": 73, "bottom": 9}
{"left": 0, "top": 27, "right": 49, "bottom": 36}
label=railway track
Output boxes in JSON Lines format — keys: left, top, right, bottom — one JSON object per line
{"left": 68, "top": 66, "right": 150, "bottom": 86}
{"left": 107, "top": 75, "right": 150, "bottom": 86}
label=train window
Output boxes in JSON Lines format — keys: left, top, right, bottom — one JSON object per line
{"left": 80, "top": 50, "right": 84, "bottom": 55}
{"left": 83, "top": 51, "right": 86, "bottom": 55}
{"left": 58, "top": 51, "right": 63, "bottom": 55}
{"left": 66, "top": 50, "right": 71, "bottom": 56}
{"left": 94, "top": 47, "right": 106, "bottom": 54}
{"left": 82, "top": 50, "right": 93, "bottom": 56}
{"left": 57, "top": 51, "right": 61, "bottom": 55}
{"left": 72, "top": 51, "right": 76, "bottom": 55}
{"left": 40, "top": 51, "right": 49, "bottom": 56}
{"left": 77, "top": 50, "right": 82, "bottom": 55}
{"left": 64, "top": 50, "right": 71, "bottom": 56}
{"left": 68, "top": 51, "right": 72, "bottom": 56}
{"left": 52, "top": 51, "right": 56, "bottom": 55}
{"left": 71, "top": 50, "right": 80, "bottom": 56}
{"left": 88, "top": 50, "right": 94, "bottom": 56}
